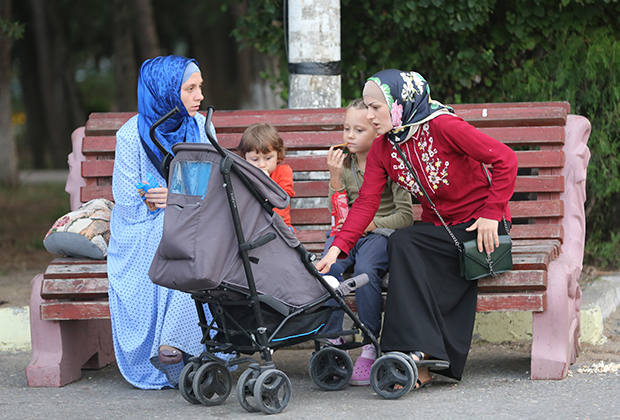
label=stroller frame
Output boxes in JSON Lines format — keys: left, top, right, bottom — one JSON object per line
{"left": 150, "top": 106, "right": 423, "bottom": 413}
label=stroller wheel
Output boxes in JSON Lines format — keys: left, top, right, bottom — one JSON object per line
{"left": 253, "top": 369, "right": 292, "bottom": 414}
{"left": 192, "top": 361, "right": 233, "bottom": 406}
{"left": 178, "top": 361, "right": 200, "bottom": 404}
{"left": 236, "top": 367, "right": 261, "bottom": 413}
{"left": 308, "top": 347, "right": 353, "bottom": 391}
{"left": 369, "top": 353, "right": 417, "bottom": 399}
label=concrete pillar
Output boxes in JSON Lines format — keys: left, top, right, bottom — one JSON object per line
{"left": 288, "top": 0, "right": 341, "bottom": 109}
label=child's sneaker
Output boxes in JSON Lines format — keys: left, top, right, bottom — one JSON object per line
{"left": 349, "top": 344, "right": 376, "bottom": 386}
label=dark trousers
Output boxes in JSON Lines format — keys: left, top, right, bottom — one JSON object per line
{"left": 321, "top": 232, "right": 389, "bottom": 339}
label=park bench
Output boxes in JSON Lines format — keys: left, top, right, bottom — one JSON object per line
{"left": 27, "top": 102, "right": 591, "bottom": 387}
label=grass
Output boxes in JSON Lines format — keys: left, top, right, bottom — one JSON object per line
{"left": 0, "top": 183, "right": 71, "bottom": 274}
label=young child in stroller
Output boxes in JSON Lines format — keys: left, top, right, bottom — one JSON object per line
{"left": 147, "top": 107, "right": 382, "bottom": 413}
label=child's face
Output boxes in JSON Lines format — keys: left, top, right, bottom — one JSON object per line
{"left": 245, "top": 149, "right": 279, "bottom": 176}
{"left": 343, "top": 107, "right": 378, "bottom": 155}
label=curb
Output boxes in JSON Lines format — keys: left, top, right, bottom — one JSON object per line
{"left": 0, "top": 306, "right": 30, "bottom": 352}
{"left": 579, "top": 273, "right": 620, "bottom": 344}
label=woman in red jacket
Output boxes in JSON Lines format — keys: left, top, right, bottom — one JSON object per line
{"left": 317, "top": 69, "right": 517, "bottom": 388}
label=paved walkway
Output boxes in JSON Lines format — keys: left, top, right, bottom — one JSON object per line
{"left": 1, "top": 339, "right": 619, "bottom": 420}
{"left": 19, "top": 170, "right": 69, "bottom": 184}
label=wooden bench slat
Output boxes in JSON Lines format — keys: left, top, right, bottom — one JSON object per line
{"left": 44, "top": 262, "right": 107, "bottom": 279}
{"left": 513, "top": 239, "right": 561, "bottom": 254}
{"left": 290, "top": 207, "right": 330, "bottom": 225}
{"left": 290, "top": 201, "right": 564, "bottom": 226}
{"left": 82, "top": 160, "right": 114, "bottom": 178}
{"left": 476, "top": 292, "right": 546, "bottom": 312}
{"left": 477, "top": 126, "right": 565, "bottom": 147}
{"left": 40, "top": 301, "right": 111, "bottom": 321}
{"left": 512, "top": 253, "right": 551, "bottom": 271}
{"left": 82, "top": 126, "right": 567, "bottom": 154}
{"left": 516, "top": 150, "right": 564, "bottom": 168}
{"left": 509, "top": 200, "right": 564, "bottom": 218}
{"left": 193, "top": 127, "right": 567, "bottom": 149}
{"left": 49, "top": 257, "right": 106, "bottom": 265}
{"left": 82, "top": 136, "right": 117, "bottom": 155}
{"left": 453, "top": 106, "right": 567, "bottom": 128}
{"left": 344, "top": 291, "right": 547, "bottom": 313}
{"left": 478, "top": 270, "right": 546, "bottom": 291}
{"left": 82, "top": 179, "right": 567, "bottom": 203}
{"left": 511, "top": 224, "right": 563, "bottom": 241}
{"left": 85, "top": 113, "right": 132, "bottom": 136}
{"left": 82, "top": 186, "right": 114, "bottom": 203}
{"left": 292, "top": 176, "right": 565, "bottom": 199}
{"left": 81, "top": 154, "right": 567, "bottom": 182}
{"left": 41, "top": 278, "right": 109, "bottom": 299}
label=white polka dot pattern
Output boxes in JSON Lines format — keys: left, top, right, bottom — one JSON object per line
{"left": 108, "top": 113, "right": 218, "bottom": 389}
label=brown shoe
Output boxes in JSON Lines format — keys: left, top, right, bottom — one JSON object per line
{"left": 158, "top": 346, "right": 182, "bottom": 364}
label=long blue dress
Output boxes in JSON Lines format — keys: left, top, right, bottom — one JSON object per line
{"left": 107, "top": 113, "right": 215, "bottom": 389}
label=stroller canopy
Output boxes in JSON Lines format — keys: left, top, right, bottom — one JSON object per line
{"left": 149, "top": 143, "right": 327, "bottom": 308}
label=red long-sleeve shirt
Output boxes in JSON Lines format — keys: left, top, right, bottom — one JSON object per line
{"left": 270, "top": 164, "right": 295, "bottom": 228}
{"left": 332, "top": 114, "right": 518, "bottom": 255}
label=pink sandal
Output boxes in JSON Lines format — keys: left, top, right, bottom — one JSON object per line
{"left": 349, "top": 344, "right": 376, "bottom": 386}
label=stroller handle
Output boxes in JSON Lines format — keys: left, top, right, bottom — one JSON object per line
{"left": 148, "top": 106, "right": 180, "bottom": 156}
{"left": 204, "top": 106, "right": 227, "bottom": 158}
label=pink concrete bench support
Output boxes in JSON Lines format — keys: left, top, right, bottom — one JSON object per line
{"left": 531, "top": 115, "right": 591, "bottom": 379}
{"left": 26, "top": 274, "right": 115, "bottom": 387}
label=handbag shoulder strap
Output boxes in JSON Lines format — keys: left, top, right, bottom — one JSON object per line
{"left": 393, "top": 144, "right": 510, "bottom": 253}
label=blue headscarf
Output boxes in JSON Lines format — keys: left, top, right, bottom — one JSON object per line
{"left": 137, "top": 55, "right": 201, "bottom": 171}
{"left": 365, "top": 69, "right": 454, "bottom": 144}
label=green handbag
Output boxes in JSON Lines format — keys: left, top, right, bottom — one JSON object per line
{"left": 459, "top": 234, "right": 513, "bottom": 280}
{"left": 393, "top": 144, "right": 513, "bottom": 281}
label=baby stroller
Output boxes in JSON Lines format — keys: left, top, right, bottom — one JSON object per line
{"left": 148, "top": 107, "right": 420, "bottom": 413}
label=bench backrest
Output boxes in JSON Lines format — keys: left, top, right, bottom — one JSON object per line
{"left": 82, "top": 102, "right": 569, "bottom": 254}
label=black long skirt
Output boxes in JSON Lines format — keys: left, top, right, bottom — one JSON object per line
{"left": 381, "top": 220, "right": 508, "bottom": 380}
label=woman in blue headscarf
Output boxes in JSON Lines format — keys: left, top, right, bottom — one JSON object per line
{"left": 107, "top": 55, "right": 216, "bottom": 389}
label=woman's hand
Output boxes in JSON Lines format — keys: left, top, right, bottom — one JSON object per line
{"left": 465, "top": 217, "right": 499, "bottom": 254}
{"left": 145, "top": 187, "right": 168, "bottom": 209}
{"left": 327, "top": 146, "right": 345, "bottom": 189}
{"left": 316, "top": 246, "right": 342, "bottom": 273}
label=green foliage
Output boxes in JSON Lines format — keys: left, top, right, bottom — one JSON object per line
{"left": 232, "top": 0, "right": 620, "bottom": 268}
{"left": 0, "top": 19, "right": 25, "bottom": 39}
{"left": 585, "top": 231, "right": 620, "bottom": 271}
{"left": 500, "top": 26, "right": 620, "bottom": 268}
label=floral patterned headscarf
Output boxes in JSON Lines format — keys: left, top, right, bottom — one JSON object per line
{"left": 365, "top": 69, "right": 454, "bottom": 144}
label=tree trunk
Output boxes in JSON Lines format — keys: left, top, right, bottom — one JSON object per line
{"left": 112, "top": 0, "right": 137, "bottom": 111}
{"left": 131, "top": 0, "right": 160, "bottom": 61}
{"left": 46, "top": 0, "right": 85, "bottom": 132}
{"left": 29, "top": 0, "right": 69, "bottom": 167}
{"left": 231, "top": 1, "right": 285, "bottom": 110}
{"left": 188, "top": 4, "right": 240, "bottom": 110}
{"left": 0, "top": 0, "right": 18, "bottom": 186}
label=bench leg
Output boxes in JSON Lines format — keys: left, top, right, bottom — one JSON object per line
{"left": 531, "top": 256, "right": 582, "bottom": 380}
{"left": 26, "top": 274, "right": 115, "bottom": 387}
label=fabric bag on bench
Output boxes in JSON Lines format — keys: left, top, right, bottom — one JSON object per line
{"left": 43, "top": 198, "right": 114, "bottom": 259}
